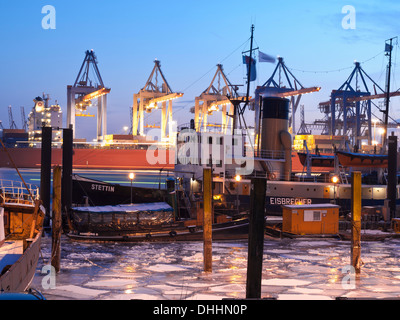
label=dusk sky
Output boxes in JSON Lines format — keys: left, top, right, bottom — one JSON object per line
{"left": 1, "top": 0, "right": 399, "bottom": 140}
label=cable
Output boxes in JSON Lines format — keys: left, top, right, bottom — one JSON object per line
{"left": 288, "top": 51, "right": 384, "bottom": 74}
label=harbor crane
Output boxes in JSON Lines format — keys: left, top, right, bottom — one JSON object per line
{"left": 132, "top": 60, "right": 183, "bottom": 142}
{"left": 67, "top": 50, "right": 111, "bottom": 140}
{"left": 254, "top": 57, "right": 320, "bottom": 135}
{"left": 8, "top": 105, "right": 18, "bottom": 129}
{"left": 191, "top": 64, "right": 238, "bottom": 134}
{"left": 318, "top": 58, "right": 399, "bottom": 147}
{"left": 20, "top": 106, "right": 28, "bottom": 131}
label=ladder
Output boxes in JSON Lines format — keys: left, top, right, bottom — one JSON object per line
{"left": 178, "top": 189, "right": 192, "bottom": 218}
{"left": 338, "top": 165, "right": 348, "bottom": 184}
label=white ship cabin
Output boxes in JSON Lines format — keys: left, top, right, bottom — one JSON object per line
{"left": 174, "top": 125, "right": 290, "bottom": 197}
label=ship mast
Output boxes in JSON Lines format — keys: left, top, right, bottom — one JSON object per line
{"left": 245, "top": 24, "right": 255, "bottom": 106}
{"left": 231, "top": 24, "right": 256, "bottom": 131}
{"left": 382, "top": 37, "right": 396, "bottom": 151}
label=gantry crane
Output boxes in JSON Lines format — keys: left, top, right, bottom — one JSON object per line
{"left": 20, "top": 106, "right": 28, "bottom": 131}
{"left": 67, "top": 50, "right": 111, "bottom": 140}
{"left": 132, "top": 60, "right": 183, "bottom": 142}
{"left": 252, "top": 57, "right": 320, "bottom": 153}
{"left": 8, "top": 106, "right": 18, "bottom": 129}
{"left": 317, "top": 60, "right": 400, "bottom": 147}
{"left": 254, "top": 57, "right": 320, "bottom": 135}
{"left": 191, "top": 64, "right": 239, "bottom": 133}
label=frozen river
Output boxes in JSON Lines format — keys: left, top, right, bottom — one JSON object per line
{"left": 31, "top": 235, "right": 400, "bottom": 300}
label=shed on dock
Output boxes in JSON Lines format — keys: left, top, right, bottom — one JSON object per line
{"left": 282, "top": 203, "right": 339, "bottom": 235}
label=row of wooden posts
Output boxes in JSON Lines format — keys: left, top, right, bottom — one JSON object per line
{"left": 40, "top": 126, "right": 73, "bottom": 274}
{"left": 202, "top": 168, "right": 364, "bottom": 299}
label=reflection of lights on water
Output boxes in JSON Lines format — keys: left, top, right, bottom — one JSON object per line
{"left": 328, "top": 275, "right": 339, "bottom": 284}
{"left": 229, "top": 274, "right": 243, "bottom": 283}
{"left": 328, "top": 268, "right": 340, "bottom": 284}
{"left": 124, "top": 266, "right": 136, "bottom": 273}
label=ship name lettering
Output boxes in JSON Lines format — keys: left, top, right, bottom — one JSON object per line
{"left": 91, "top": 184, "right": 115, "bottom": 192}
{"left": 270, "top": 197, "right": 312, "bottom": 205}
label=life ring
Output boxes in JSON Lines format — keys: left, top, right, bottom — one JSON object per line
{"left": 269, "top": 173, "right": 277, "bottom": 180}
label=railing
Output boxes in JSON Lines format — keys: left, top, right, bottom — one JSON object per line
{"left": 250, "top": 149, "right": 286, "bottom": 160}
{"left": 0, "top": 179, "right": 40, "bottom": 205}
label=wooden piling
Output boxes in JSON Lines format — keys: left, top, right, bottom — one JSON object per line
{"left": 203, "top": 168, "right": 212, "bottom": 272}
{"left": 351, "top": 171, "right": 362, "bottom": 274}
{"left": 387, "top": 134, "right": 397, "bottom": 220}
{"left": 246, "top": 178, "right": 266, "bottom": 299}
{"left": 40, "top": 126, "right": 52, "bottom": 229}
{"left": 61, "top": 127, "right": 73, "bottom": 232}
{"left": 51, "top": 166, "right": 62, "bottom": 273}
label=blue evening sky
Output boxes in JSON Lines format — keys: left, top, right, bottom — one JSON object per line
{"left": 0, "top": 0, "right": 399, "bottom": 140}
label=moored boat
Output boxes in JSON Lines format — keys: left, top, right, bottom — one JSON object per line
{"left": 72, "top": 174, "right": 168, "bottom": 206}
{"left": 66, "top": 202, "right": 249, "bottom": 242}
{"left": 0, "top": 179, "right": 45, "bottom": 293}
{"left": 297, "top": 152, "right": 335, "bottom": 168}
{"left": 336, "top": 151, "right": 388, "bottom": 168}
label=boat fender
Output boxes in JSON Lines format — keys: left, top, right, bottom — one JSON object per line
{"left": 169, "top": 230, "right": 177, "bottom": 237}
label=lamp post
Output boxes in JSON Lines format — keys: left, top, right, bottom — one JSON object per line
{"left": 372, "top": 119, "right": 378, "bottom": 145}
{"left": 331, "top": 175, "right": 339, "bottom": 204}
{"left": 379, "top": 128, "right": 386, "bottom": 147}
{"left": 235, "top": 175, "right": 241, "bottom": 214}
{"left": 129, "top": 172, "right": 135, "bottom": 204}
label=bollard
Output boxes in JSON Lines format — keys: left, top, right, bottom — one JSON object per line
{"left": 51, "top": 166, "right": 62, "bottom": 273}
{"left": 351, "top": 171, "right": 362, "bottom": 274}
{"left": 203, "top": 168, "right": 212, "bottom": 272}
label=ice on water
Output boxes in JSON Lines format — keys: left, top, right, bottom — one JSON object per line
{"left": 32, "top": 235, "right": 400, "bottom": 300}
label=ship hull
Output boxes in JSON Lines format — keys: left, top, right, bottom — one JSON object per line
{"left": 0, "top": 148, "right": 174, "bottom": 170}
{"left": 71, "top": 175, "right": 398, "bottom": 217}
{"left": 67, "top": 218, "right": 249, "bottom": 242}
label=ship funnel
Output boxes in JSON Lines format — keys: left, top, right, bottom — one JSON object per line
{"left": 260, "top": 97, "right": 292, "bottom": 181}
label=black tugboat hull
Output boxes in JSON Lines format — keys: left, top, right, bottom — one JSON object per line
{"left": 67, "top": 218, "right": 249, "bottom": 242}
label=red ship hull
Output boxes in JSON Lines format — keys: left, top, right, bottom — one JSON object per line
{"left": 0, "top": 148, "right": 175, "bottom": 170}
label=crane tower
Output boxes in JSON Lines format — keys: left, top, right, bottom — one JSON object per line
{"left": 67, "top": 50, "right": 111, "bottom": 140}
{"left": 132, "top": 60, "right": 183, "bottom": 142}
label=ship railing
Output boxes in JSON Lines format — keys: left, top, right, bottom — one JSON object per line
{"left": 0, "top": 179, "right": 40, "bottom": 206}
{"left": 245, "top": 148, "right": 286, "bottom": 160}
{"left": 177, "top": 123, "right": 252, "bottom": 135}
